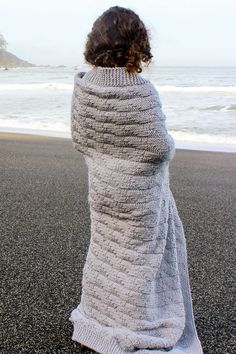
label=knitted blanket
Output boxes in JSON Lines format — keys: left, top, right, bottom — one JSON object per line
{"left": 69, "top": 67, "right": 203, "bottom": 354}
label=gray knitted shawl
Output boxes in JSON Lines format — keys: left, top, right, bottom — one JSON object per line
{"left": 69, "top": 66, "right": 203, "bottom": 354}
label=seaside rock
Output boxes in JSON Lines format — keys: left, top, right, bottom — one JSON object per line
{"left": 0, "top": 49, "right": 35, "bottom": 68}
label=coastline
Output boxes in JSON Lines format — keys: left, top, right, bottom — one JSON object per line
{"left": 0, "top": 129, "right": 235, "bottom": 153}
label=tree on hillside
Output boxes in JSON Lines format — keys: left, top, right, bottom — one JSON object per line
{"left": 0, "top": 33, "right": 8, "bottom": 50}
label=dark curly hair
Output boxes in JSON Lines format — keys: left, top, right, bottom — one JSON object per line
{"left": 83, "top": 6, "right": 153, "bottom": 74}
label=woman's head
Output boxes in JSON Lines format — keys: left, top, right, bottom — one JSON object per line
{"left": 83, "top": 6, "right": 153, "bottom": 74}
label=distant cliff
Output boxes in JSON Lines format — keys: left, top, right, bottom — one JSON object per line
{"left": 0, "top": 49, "right": 35, "bottom": 68}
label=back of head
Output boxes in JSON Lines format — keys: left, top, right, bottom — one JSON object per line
{"left": 83, "top": 5, "right": 153, "bottom": 74}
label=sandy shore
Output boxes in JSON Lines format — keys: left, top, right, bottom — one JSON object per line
{"left": 0, "top": 132, "right": 235, "bottom": 354}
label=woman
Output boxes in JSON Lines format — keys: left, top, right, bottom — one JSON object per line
{"left": 69, "top": 6, "right": 203, "bottom": 354}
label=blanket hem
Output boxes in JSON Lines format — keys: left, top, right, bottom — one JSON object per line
{"left": 69, "top": 305, "right": 203, "bottom": 354}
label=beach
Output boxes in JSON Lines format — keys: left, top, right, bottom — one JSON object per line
{"left": 0, "top": 132, "right": 235, "bottom": 354}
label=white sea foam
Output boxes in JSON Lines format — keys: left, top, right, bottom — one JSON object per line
{"left": 0, "top": 118, "right": 69, "bottom": 133}
{"left": 1, "top": 82, "right": 236, "bottom": 93}
{"left": 155, "top": 85, "right": 236, "bottom": 93}
{"left": 0, "top": 83, "right": 73, "bottom": 91}
{"left": 170, "top": 130, "right": 236, "bottom": 146}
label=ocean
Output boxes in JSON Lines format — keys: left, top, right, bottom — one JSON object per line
{"left": 0, "top": 65, "right": 236, "bottom": 152}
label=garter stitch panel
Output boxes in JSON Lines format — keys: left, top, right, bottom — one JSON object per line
{"left": 69, "top": 66, "right": 203, "bottom": 354}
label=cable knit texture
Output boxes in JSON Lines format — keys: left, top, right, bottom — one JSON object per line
{"left": 69, "top": 66, "right": 203, "bottom": 354}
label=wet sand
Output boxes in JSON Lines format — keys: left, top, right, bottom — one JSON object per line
{"left": 0, "top": 132, "right": 235, "bottom": 354}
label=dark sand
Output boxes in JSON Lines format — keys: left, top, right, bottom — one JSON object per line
{"left": 0, "top": 132, "right": 235, "bottom": 354}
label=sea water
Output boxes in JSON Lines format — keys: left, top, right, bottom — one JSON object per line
{"left": 0, "top": 65, "right": 235, "bottom": 152}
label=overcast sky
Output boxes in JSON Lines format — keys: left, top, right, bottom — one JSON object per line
{"left": 1, "top": 0, "right": 235, "bottom": 66}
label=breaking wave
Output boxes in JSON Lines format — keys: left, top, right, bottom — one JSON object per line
{"left": 0, "top": 83, "right": 236, "bottom": 93}
{"left": 190, "top": 104, "right": 236, "bottom": 112}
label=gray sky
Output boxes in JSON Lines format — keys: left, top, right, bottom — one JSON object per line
{"left": 1, "top": 0, "right": 235, "bottom": 66}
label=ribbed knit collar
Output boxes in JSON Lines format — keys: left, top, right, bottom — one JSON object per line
{"left": 80, "top": 66, "right": 148, "bottom": 87}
